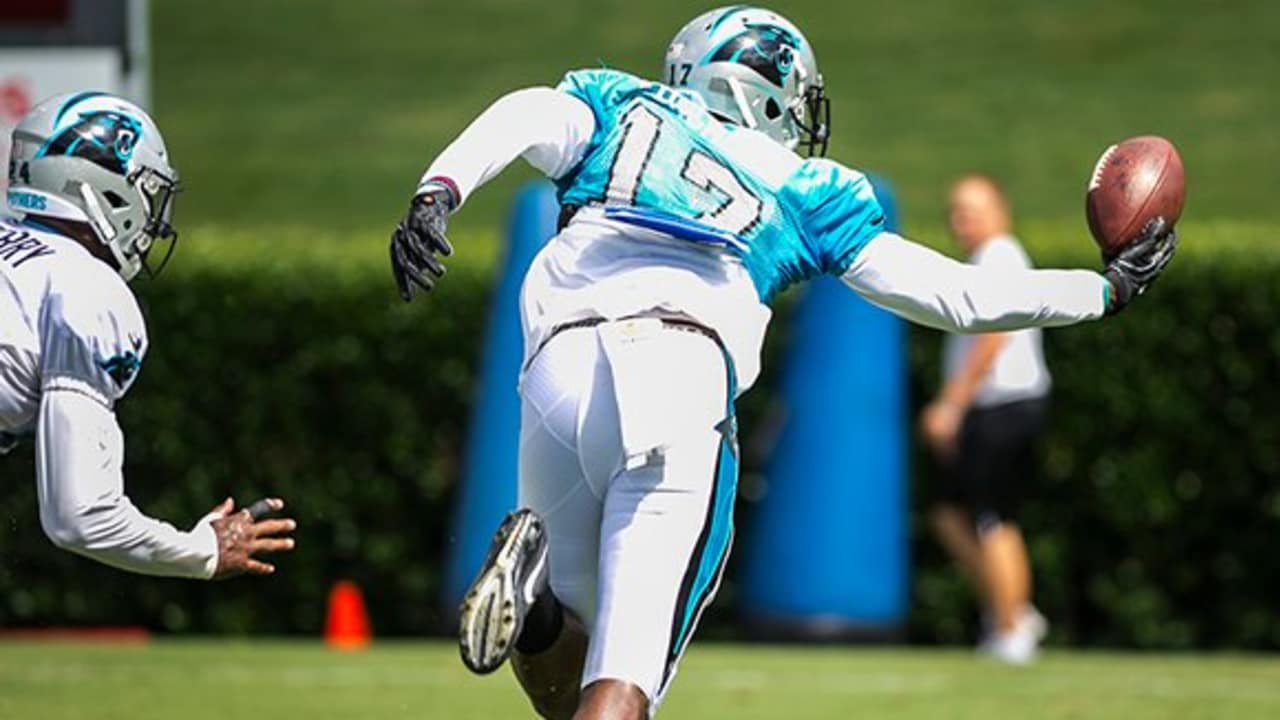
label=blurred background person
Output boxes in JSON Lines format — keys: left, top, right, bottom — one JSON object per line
{"left": 921, "top": 174, "right": 1051, "bottom": 664}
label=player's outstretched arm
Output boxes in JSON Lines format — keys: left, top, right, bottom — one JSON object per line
{"left": 34, "top": 390, "right": 296, "bottom": 579}
{"left": 841, "top": 220, "right": 1175, "bottom": 333}
{"left": 390, "top": 87, "right": 596, "bottom": 299}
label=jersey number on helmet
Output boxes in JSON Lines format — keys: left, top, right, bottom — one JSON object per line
{"left": 606, "top": 104, "right": 762, "bottom": 236}
{"left": 668, "top": 63, "right": 693, "bottom": 86}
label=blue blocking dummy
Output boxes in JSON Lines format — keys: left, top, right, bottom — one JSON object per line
{"left": 740, "top": 175, "right": 909, "bottom": 637}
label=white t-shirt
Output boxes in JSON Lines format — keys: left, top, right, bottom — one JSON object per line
{"left": 943, "top": 235, "right": 1052, "bottom": 408}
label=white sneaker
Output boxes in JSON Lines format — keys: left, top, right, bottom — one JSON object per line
{"left": 1019, "top": 606, "right": 1049, "bottom": 643}
{"left": 978, "top": 606, "right": 1047, "bottom": 665}
{"left": 983, "top": 627, "right": 1038, "bottom": 665}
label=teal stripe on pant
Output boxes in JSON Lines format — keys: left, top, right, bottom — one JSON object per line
{"left": 660, "top": 349, "right": 739, "bottom": 694}
{"left": 676, "top": 436, "right": 738, "bottom": 651}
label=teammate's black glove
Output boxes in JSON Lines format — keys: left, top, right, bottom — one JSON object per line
{"left": 390, "top": 188, "right": 454, "bottom": 301}
{"left": 1102, "top": 216, "right": 1178, "bottom": 315}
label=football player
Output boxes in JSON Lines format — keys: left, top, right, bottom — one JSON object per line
{"left": 389, "top": 6, "right": 1175, "bottom": 718}
{"left": 3, "top": 92, "right": 296, "bottom": 580}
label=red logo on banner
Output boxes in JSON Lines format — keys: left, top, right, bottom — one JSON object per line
{"left": 1, "top": 79, "right": 33, "bottom": 199}
{"left": 1, "top": 80, "right": 32, "bottom": 124}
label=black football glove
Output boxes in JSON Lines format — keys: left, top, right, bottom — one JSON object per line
{"left": 390, "top": 188, "right": 455, "bottom": 301}
{"left": 1103, "top": 216, "right": 1178, "bottom": 315}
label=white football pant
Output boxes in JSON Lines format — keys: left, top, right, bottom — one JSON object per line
{"left": 518, "top": 317, "right": 736, "bottom": 711}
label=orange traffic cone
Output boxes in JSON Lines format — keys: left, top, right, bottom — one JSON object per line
{"left": 325, "top": 580, "right": 372, "bottom": 650}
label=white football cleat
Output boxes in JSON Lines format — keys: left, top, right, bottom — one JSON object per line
{"left": 457, "top": 509, "right": 549, "bottom": 675}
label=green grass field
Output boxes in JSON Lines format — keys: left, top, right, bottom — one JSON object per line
{"left": 149, "top": 0, "right": 1279, "bottom": 270}
{"left": 1, "top": 640, "right": 1277, "bottom": 719}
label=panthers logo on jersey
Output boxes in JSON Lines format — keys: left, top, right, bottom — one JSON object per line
{"left": 95, "top": 330, "right": 145, "bottom": 388}
{"left": 37, "top": 110, "right": 144, "bottom": 176}
{"left": 97, "top": 350, "right": 142, "bottom": 387}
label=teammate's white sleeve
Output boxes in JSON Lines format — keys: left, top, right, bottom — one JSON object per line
{"left": 417, "top": 87, "right": 596, "bottom": 206}
{"left": 35, "top": 390, "right": 218, "bottom": 579}
{"left": 843, "top": 233, "right": 1107, "bottom": 332}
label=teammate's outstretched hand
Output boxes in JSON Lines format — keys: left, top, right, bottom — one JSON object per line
{"left": 1103, "top": 216, "right": 1178, "bottom": 315}
{"left": 208, "top": 497, "right": 296, "bottom": 579}
{"left": 391, "top": 189, "right": 454, "bottom": 300}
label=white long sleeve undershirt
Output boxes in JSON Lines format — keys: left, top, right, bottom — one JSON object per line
{"left": 418, "top": 87, "right": 596, "bottom": 206}
{"left": 35, "top": 389, "right": 218, "bottom": 579}
{"left": 843, "top": 233, "right": 1107, "bottom": 332}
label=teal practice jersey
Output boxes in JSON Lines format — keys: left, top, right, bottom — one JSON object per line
{"left": 556, "top": 69, "right": 886, "bottom": 302}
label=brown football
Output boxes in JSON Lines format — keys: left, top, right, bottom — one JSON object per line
{"left": 1085, "top": 135, "right": 1185, "bottom": 256}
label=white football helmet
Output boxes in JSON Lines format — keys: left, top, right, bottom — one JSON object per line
{"left": 664, "top": 6, "right": 829, "bottom": 155}
{"left": 7, "top": 91, "right": 180, "bottom": 281}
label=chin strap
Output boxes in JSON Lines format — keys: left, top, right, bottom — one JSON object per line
{"left": 725, "top": 76, "right": 758, "bottom": 130}
{"left": 76, "top": 182, "right": 116, "bottom": 242}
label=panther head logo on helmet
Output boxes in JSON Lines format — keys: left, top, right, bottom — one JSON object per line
{"left": 39, "top": 109, "right": 144, "bottom": 176}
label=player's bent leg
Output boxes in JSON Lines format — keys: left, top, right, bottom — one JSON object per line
{"left": 513, "top": 611, "right": 590, "bottom": 720}
{"left": 520, "top": 328, "right": 607, "bottom": 628}
{"left": 510, "top": 328, "right": 609, "bottom": 715}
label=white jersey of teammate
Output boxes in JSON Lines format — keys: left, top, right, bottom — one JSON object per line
{"left": 0, "top": 216, "right": 218, "bottom": 578}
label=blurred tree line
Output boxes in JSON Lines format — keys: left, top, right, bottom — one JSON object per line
{"left": 0, "top": 250, "right": 1277, "bottom": 649}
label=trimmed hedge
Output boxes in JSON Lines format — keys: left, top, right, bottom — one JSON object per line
{"left": 1, "top": 248, "right": 1278, "bottom": 649}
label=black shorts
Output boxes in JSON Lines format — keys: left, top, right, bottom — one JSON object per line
{"left": 940, "top": 396, "right": 1050, "bottom": 529}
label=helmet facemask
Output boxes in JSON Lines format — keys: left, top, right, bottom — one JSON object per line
{"left": 129, "top": 165, "right": 180, "bottom": 278}
{"left": 792, "top": 80, "right": 830, "bottom": 157}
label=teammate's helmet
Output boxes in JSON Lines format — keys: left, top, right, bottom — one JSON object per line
{"left": 665, "top": 6, "right": 829, "bottom": 156}
{"left": 7, "top": 91, "right": 180, "bottom": 281}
